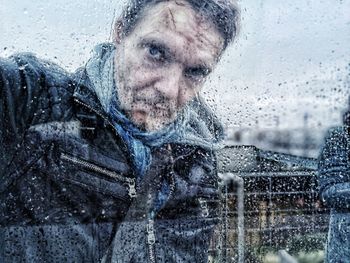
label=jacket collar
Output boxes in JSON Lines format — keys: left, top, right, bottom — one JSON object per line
{"left": 72, "top": 68, "right": 111, "bottom": 122}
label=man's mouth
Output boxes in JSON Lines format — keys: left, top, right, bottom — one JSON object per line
{"left": 133, "top": 99, "right": 170, "bottom": 111}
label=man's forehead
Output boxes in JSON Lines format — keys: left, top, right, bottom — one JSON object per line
{"left": 135, "top": 1, "right": 223, "bottom": 60}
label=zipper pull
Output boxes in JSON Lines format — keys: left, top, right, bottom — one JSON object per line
{"left": 128, "top": 180, "right": 137, "bottom": 198}
{"left": 199, "top": 198, "right": 209, "bottom": 217}
{"left": 146, "top": 219, "right": 156, "bottom": 245}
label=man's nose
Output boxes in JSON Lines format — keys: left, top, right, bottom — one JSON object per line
{"left": 154, "top": 66, "right": 183, "bottom": 100}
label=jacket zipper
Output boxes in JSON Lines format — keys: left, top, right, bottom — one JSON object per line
{"left": 73, "top": 98, "right": 137, "bottom": 198}
{"left": 74, "top": 98, "right": 115, "bottom": 129}
{"left": 145, "top": 170, "right": 175, "bottom": 263}
{"left": 61, "top": 153, "right": 136, "bottom": 198}
{"left": 147, "top": 219, "right": 156, "bottom": 263}
{"left": 198, "top": 198, "right": 209, "bottom": 217}
{"left": 167, "top": 170, "right": 176, "bottom": 200}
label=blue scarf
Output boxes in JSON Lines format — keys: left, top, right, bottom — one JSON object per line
{"left": 108, "top": 95, "right": 184, "bottom": 214}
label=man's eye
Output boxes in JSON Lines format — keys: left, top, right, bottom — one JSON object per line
{"left": 185, "top": 67, "right": 211, "bottom": 79}
{"left": 147, "top": 44, "right": 165, "bottom": 62}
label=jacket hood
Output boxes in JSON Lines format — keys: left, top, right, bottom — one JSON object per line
{"left": 82, "top": 43, "right": 224, "bottom": 149}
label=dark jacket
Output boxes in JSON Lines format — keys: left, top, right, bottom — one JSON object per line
{"left": 0, "top": 49, "right": 223, "bottom": 263}
{"left": 318, "top": 126, "right": 350, "bottom": 262}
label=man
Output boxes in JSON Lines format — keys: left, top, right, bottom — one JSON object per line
{"left": 318, "top": 101, "right": 350, "bottom": 262}
{"left": 0, "top": 0, "right": 239, "bottom": 262}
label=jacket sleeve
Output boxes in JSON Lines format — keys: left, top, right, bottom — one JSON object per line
{"left": 318, "top": 126, "right": 350, "bottom": 209}
{"left": 0, "top": 54, "right": 39, "bottom": 175}
{"left": 0, "top": 54, "right": 46, "bottom": 136}
{"left": 0, "top": 53, "right": 72, "bottom": 176}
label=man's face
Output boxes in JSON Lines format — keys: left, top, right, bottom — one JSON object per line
{"left": 114, "top": 0, "right": 224, "bottom": 131}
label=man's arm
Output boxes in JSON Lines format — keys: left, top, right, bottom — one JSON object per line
{"left": 318, "top": 126, "right": 350, "bottom": 209}
{"left": 0, "top": 53, "right": 72, "bottom": 175}
{"left": 0, "top": 54, "right": 37, "bottom": 174}
{"left": 0, "top": 53, "right": 50, "bottom": 142}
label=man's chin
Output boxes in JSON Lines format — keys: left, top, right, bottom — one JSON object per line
{"left": 130, "top": 111, "right": 174, "bottom": 132}
{"left": 140, "top": 118, "right": 172, "bottom": 132}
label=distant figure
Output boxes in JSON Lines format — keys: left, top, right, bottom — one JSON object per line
{"left": 318, "top": 102, "right": 350, "bottom": 262}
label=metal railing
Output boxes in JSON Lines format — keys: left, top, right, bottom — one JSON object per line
{"left": 210, "top": 170, "right": 329, "bottom": 262}
{"left": 220, "top": 173, "right": 245, "bottom": 263}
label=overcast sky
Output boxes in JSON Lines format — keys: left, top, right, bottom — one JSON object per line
{"left": 1, "top": 0, "right": 349, "bottom": 134}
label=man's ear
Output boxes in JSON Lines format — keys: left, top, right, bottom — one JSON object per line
{"left": 113, "top": 20, "right": 123, "bottom": 44}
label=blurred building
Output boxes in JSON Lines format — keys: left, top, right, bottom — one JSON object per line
{"left": 209, "top": 145, "right": 328, "bottom": 262}
{"left": 224, "top": 127, "right": 324, "bottom": 158}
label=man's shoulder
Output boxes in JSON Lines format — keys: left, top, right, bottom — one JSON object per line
{"left": 1, "top": 52, "right": 73, "bottom": 88}
{"left": 0, "top": 53, "right": 79, "bottom": 126}
{"left": 324, "top": 126, "right": 350, "bottom": 144}
{"left": 319, "top": 125, "right": 350, "bottom": 162}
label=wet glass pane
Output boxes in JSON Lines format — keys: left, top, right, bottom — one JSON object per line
{"left": 1, "top": 0, "right": 349, "bottom": 262}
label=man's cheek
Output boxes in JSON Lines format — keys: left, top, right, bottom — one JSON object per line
{"left": 118, "top": 88, "right": 133, "bottom": 110}
{"left": 129, "top": 70, "right": 152, "bottom": 88}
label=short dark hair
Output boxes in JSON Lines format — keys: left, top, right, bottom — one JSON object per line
{"left": 116, "top": 0, "right": 240, "bottom": 50}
